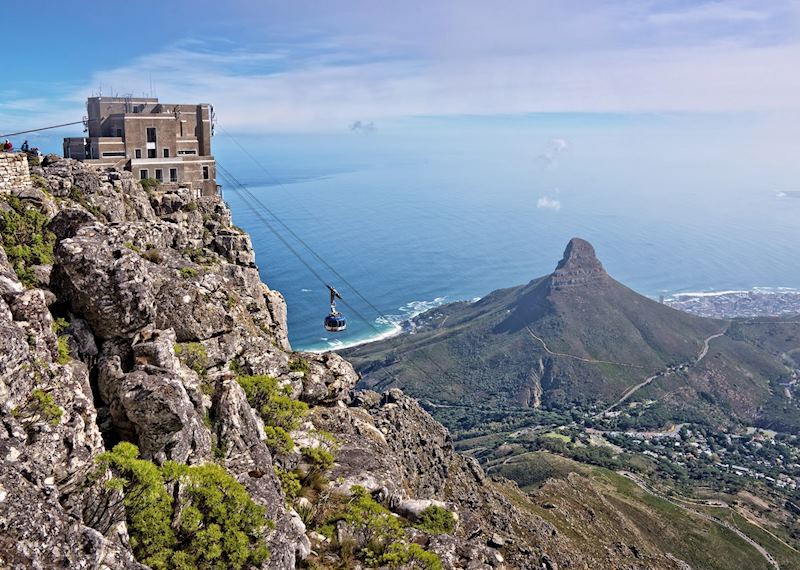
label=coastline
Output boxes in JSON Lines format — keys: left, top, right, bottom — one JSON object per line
{"left": 299, "top": 286, "right": 800, "bottom": 353}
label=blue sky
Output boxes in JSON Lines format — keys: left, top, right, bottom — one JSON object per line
{"left": 2, "top": 0, "right": 800, "bottom": 145}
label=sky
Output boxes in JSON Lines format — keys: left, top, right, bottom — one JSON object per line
{"left": 3, "top": 0, "right": 800, "bottom": 141}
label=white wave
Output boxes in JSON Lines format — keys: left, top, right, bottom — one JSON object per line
{"left": 300, "top": 288, "right": 313, "bottom": 292}
{"left": 669, "top": 290, "right": 751, "bottom": 299}
{"left": 667, "top": 287, "right": 800, "bottom": 300}
{"left": 302, "top": 296, "right": 449, "bottom": 353}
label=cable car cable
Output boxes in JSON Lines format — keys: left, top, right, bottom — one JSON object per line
{"left": 216, "top": 164, "right": 379, "bottom": 333}
{"left": 215, "top": 142, "right": 461, "bottom": 381}
{"left": 1, "top": 120, "right": 86, "bottom": 139}
{"left": 216, "top": 165, "right": 455, "bottom": 382}
{"left": 217, "top": 126, "right": 398, "bottom": 325}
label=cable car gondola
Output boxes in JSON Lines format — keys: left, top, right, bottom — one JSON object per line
{"left": 324, "top": 285, "right": 347, "bottom": 332}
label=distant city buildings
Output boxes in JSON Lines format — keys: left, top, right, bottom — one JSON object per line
{"left": 64, "top": 96, "right": 218, "bottom": 196}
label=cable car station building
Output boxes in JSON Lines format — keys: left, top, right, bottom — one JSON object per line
{"left": 63, "top": 96, "right": 218, "bottom": 196}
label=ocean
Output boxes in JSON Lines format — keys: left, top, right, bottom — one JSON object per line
{"left": 216, "top": 116, "right": 800, "bottom": 352}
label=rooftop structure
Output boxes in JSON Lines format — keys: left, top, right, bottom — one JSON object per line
{"left": 64, "top": 96, "right": 218, "bottom": 196}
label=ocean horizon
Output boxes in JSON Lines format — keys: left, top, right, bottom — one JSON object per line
{"left": 216, "top": 117, "right": 800, "bottom": 352}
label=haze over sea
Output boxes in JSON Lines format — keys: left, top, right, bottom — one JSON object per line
{"left": 213, "top": 114, "right": 800, "bottom": 352}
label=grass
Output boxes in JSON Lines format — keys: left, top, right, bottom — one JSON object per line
{"left": 493, "top": 451, "right": 775, "bottom": 570}
{"left": 688, "top": 504, "right": 800, "bottom": 570}
{"left": 595, "top": 468, "right": 772, "bottom": 570}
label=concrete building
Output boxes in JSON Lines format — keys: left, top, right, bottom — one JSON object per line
{"left": 63, "top": 96, "right": 218, "bottom": 196}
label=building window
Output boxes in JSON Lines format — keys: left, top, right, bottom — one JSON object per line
{"left": 155, "top": 169, "right": 163, "bottom": 181}
{"left": 139, "top": 169, "right": 148, "bottom": 180}
{"left": 177, "top": 150, "right": 196, "bottom": 155}
{"left": 163, "top": 148, "right": 170, "bottom": 158}
{"left": 135, "top": 149, "right": 142, "bottom": 159}
{"left": 179, "top": 121, "right": 184, "bottom": 137}
{"left": 203, "top": 166, "right": 209, "bottom": 180}
{"left": 146, "top": 127, "right": 157, "bottom": 143}
{"left": 102, "top": 151, "right": 126, "bottom": 157}
{"left": 169, "top": 168, "right": 178, "bottom": 182}
{"left": 147, "top": 148, "right": 156, "bottom": 159}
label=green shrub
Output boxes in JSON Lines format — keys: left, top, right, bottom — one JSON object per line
{"left": 123, "top": 241, "right": 143, "bottom": 254}
{"left": 302, "top": 446, "right": 334, "bottom": 470}
{"left": 288, "top": 358, "right": 310, "bottom": 376}
{"left": 179, "top": 267, "right": 197, "bottom": 279}
{"left": 29, "top": 388, "right": 63, "bottom": 426}
{"left": 237, "top": 374, "right": 308, "bottom": 455}
{"left": 98, "top": 442, "right": 270, "bottom": 570}
{"left": 56, "top": 335, "right": 71, "bottom": 364}
{"left": 182, "top": 247, "right": 216, "bottom": 266}
{"left": 379, "top": 542, "right": 443, "bottom": 570}
{"left": 414, "top": 505, "right": 455, "bottom": 535}
{"left": 274, "top": 467, "right": 302, "bottom": 500}
{"left": 0, "top": 195, "right": 56, "bottom": 288}
{"left": 30, "top": 173, "right": 48, "bottom": 189}
{"left": 264, "top": 425, "right": 295, "bottom": 454}
{"left": 68, "top": 187, "right": 103, "bottom": 218}
{"left": 174, "top": 342, "right": 209, "bottom": 377}
{"left": 51, "top": 316, "right": 69, "bottom": 334}
{"left": 340, "top": 486, "right": 403, "bottom": 561}
{"left": 140, "top": 178, "right": 160, "bottom": 193}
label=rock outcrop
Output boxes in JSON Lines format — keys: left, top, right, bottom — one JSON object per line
{"left": 549, "top": 237, "right": 609, "bottom": 290}
{"left": 0, "top": 155, "right": 669, "bottom": 569}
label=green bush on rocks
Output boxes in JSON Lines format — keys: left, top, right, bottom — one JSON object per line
{"left": 98, "top": 442, "right": 270, "bottom": 570}
{"left": 237, "top": 374, "right": 308, "bottom": 454}
{"left": 414, "top": 505, "right": 456, "bottom": 535}
{"left": 0, "top": 195, "right": 55, "bottom": 288}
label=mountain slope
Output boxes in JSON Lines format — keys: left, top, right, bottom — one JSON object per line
{"left": 344, "top": 238, "right": 797, "bottom": 429}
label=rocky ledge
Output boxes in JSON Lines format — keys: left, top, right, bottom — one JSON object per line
{"left": 549, "top": 237, "right": 609, "bottom": 291}
{"left": 0, "top": 156, "right": 674, "bottom": 569}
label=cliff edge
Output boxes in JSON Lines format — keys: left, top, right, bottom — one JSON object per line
{"left": 0, "top": 154, "right": 687, "bottom": 569}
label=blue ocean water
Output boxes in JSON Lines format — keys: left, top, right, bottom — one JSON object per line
{"left": 216, "top": 117, "right": 800, "bottom": 352}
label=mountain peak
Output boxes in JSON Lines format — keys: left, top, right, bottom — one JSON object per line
{"left": 551, "top": 238, "right": 608, "bottom": 289}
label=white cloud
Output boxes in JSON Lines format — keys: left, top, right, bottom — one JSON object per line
{"left": 648, "top": 2, "right": 770, "bottom": 25}
{"left": 20, "top": 1, "right": 795, "bottom": 132}
{"left": 350, "top": 120, "right": 375, "bottom": 134}
{"left": 537, "top": 196, "right": 562, "bottom": 211}
{"left": 537, "top": 138, "right": 569, "bottom": 168}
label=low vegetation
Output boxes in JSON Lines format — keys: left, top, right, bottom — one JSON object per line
{"left": 98, "top": 442, "right": 270, "bottom": 570}
{"left": 30, "top": 388, "right": 63, "bottom": 426}
{"left": 0, "top": 195, "right": 56, "bottom": 288}
{"left": 12, "top": 388, "right": 63, "bottom": 427}
{"left": 414, "top": 505, "right": 456, "bottom": 535}
{"left": 316, "top": 486, "right": 442, "bottom": 569}
{"left": 140, "top": 178, "right": 160, "bottom": 193}
{"left": 289, "top": 358, "right": 311, "bottom": 376}
{"left": 174, "top": 342, "right": 209, "bottom": 377}
{"left": 237, "top": 374, "right": 308, "bottom": 454}
{"left": 179, "top": 267, "right": 197, "bottom": 279}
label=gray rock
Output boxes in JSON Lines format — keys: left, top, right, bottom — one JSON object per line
{"left": 97, "top": 343, "right": 211, "bottom": 464}
{"left": 0, "top": 463, "right": 144, "bottom": 569}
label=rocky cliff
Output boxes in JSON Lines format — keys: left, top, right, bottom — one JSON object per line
{"left": 0, "top": 155, "right": 693, "bottom": 569}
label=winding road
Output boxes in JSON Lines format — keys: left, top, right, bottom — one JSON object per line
{"left": 599, "top": 327, "right": 729, "bottom": 415}
{"left": 620, "top": 472, "right": 780, "bottom": 569}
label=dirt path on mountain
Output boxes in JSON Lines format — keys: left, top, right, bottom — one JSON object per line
{"left": 593, "top": 327, "right": 728, "bottom": 415}
{"left": 620, "top": 472, "right": 780, "bottom": 569}
{"left": 525, "top": 327, "right": 644, "bottom": 368}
